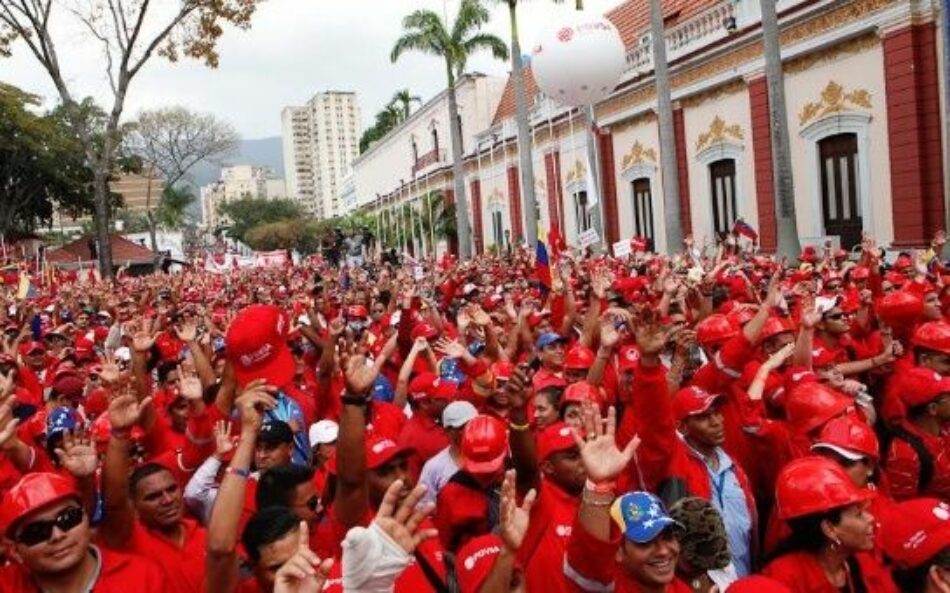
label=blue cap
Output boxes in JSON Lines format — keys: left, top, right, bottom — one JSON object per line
{"left": 439, "top": 357, "right": 467, "bottom": 384}
{"left": 46, "top": 406, "right": 78, "bottom": 438}
{"left": 536, "top": 332, "right": 566, "bottom": 349}
{"left": 372, "top": 375, "right": 395, "bottom": 402}
{"left": 610, "top": 491, "right": 680, "bottom": 543}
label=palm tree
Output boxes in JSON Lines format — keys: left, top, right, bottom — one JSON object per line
{"left": 761, "top": 0, "right": 801, "bottom": 256}
{"left": 390, "top": 89, "right": 422, "bottom": 120}
{"left": 649, "top": 0, "right": 683, "bottom": 253}
{"left": 391, "top": 0, "right": 508, "bottom": 259}
{"left": 155, "top": 185, "right": 194, "bottom": 229}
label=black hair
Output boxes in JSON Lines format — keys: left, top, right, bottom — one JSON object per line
{"left": 241, "top": 507, "right": 301, "bottom": 563}
{"left": 129, "top": 462, "right": 173, "bottom": 496}
{"left": 767, "top": 507, "right": 844, "bottom": 561}
{"left": 908, "top": 401, "right": 936, "bottom": 419}
{"left": 156, "top": 361, "right": 178, "bottom": 384}
{"left": 256, "top": 464, "right": 315, "bottom": 510}
{"left": 892, "top": 546, "right": 950, "bottom": 592}
{"left": 537, "top": 386, "right": 563, "bottom": 409}
{"left": 203, "top": 382, "right": 221, "bottom": 406}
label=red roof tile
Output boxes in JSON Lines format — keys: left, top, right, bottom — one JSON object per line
{"left": 491, "top": 0, "right": 721, "bottom": 125}
{"left": 47, "top": 234, "right": 155, "bottom": 265}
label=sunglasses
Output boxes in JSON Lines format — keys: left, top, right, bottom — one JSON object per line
{"left": 824, "top": 312, "right": 851, "bottom": 321}
{"left": 15, "top": 506, "right": 84, "bottom": 547}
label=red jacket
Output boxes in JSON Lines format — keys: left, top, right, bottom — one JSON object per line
{"left": 763, "top": 550, "right": 897, "bottom": 593}
{"left": 883, "top": 419, "right": 950, "bottom": 501}
{"left": 0, "top": 546, "right": 166, "bottom": 593}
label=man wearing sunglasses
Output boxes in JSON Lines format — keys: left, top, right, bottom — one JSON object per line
{"left": 0, "top": 472, "right": 165, "bottom": 593}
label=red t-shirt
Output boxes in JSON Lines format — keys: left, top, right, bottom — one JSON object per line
{"left": 397, "top": 412, "right": 449, "bottom": 481}
{"left": 0, "top": 545, "right": 166, "bottom": 593}
{"left": 521, "top": 480, "right": 580, "bottom": 593}
{"left": 103, "top": 519, "right": 207, "bottom": 593}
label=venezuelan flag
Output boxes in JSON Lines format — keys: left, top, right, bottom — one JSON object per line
{"left": 535, "top": 231, "right": 552, "bottom": 296}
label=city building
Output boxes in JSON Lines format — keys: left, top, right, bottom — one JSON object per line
{"left": 51, "top": 172, "right": 165, "bottom": 233}
{"left": 201, "top": 165, "right": 285, "bottom": 229}
{"left": 358, "top": 0, "right": 948, "bottom": 256}
{"left": 281, "top": 91, "right": 361, "bottom": 219}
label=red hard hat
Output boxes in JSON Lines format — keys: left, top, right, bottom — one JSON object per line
{"left": 490, "top": 361, "right": 514, "bottom": 382}
{"left": 411, "top": 322, "right": 439, "bottom": 341}
{"left": 876, "top": 291, "right": 923, "bottom": 328}
{"left": 785, "top": 382, "right": 851, "bottom": 435}
{"left": 775, "top": 456, "right": 871, "bottom": 520}
{"left": 912, "top": 321, "right": 950, "bottom": 356}
{"left": 347, "top": 305, "right": 368, "bottom": 319}
{"left": 760, "top": 317, "right": 795, "bottom": 342}
{"left": 0, "top": 473, "right": 80, "bottom": 536}
{"left": 561, "top": 381, "right": 602, "bottom": 407}
{"left": 696, "top": 314, "right": 737, "bottom": 348}
{"left": 564, "top": 345, "right": 596, "bottom": 370}
{"left": 850, "top": 266, "right": 870, "bottom": 281}
{"left": 726, "top": 306, "right": 757, "bottom": 329}
{"left": 461, "top": 415, "right": 508, "bottom": 475}
{"left": 812, "top": 416, "right": 880, "bottom": 462}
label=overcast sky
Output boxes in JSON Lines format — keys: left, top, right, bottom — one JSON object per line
{"left": 3, "top": 0, "right": 619, "bottom": 140}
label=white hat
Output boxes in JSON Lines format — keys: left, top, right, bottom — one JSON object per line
{"left": 811, "top": 442, "right": 864, "bottom": 461}
{"left": 442, "top": 401, "right": 478, "bottom": 429}
{"left": 114, "top": 347, "right": 132, "bottom": 362}
{"left": 308, "top": 420, "right": 339, "bottom": 445}
{"left": 97, "top": 310, "right": 112, "bottom": 319}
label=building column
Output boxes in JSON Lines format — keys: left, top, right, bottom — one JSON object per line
{"left": 544, "top": 151, "right": 565, "bottom": 233}
{"left": 748, "top": 75, "right": 778, "bottom": 251}
{"left": 597, "top": 129, "right": 621, "bottom": 247}
{"left": 470, "top": 179, "right": 484, "bottom": 255}
{"left": 883, "top": 22, "right": 946, "bottom": 247}
{"left": 506, "top": 165, "right": 524, "bottom": 243}
{"left": 672, "top": 108, "right": 693, "bottom": 237}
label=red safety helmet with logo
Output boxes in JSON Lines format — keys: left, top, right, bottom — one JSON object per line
{"left": 775, "top": 456, "right": 872, "bottom": 520}
{"left": 461, "top": 415, "right": 508, "bottom": 475}
{"left": 347, "top": 305, "right": 369, "bottom": 319}
{"left": 876, "top": 291, "right": 923, "bottom": 329}
{"left": 785, "top": 382, "right": 851, "bottom": 435}
{"left": 673, "top": 386, "right": 724, "bottom": 423}
{"left": 881, "top": 498, "right": 950, "bottom": 569}
{"left": 897, "top": 366, "right": 950, "bottom": 408}
{"left": 760, "top": 317, "right": 796, "bottom": 343}
{"left": 912, "top": 321, "right": 950, "bottom": 356}
{"left": 226, "top": 304, "right": 295, "bottom": 387}
{"left": 696, "top": 314, "right": 737, "bottom": 348}
{"left": 561, "top": 381, "right": 603, "bottom": 408}
{"left": 411, "top": 322, "right": 439, "bottom": 341}
{"left": 0, "top": 472, "right": 80, "bottom": 536}
{"left": 811, "top": 416, "right": 879, "bottom": 462}
{"left": 564, "top": 345, "right": 596, "bottom": 370}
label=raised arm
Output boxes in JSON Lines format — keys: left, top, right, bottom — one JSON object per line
{"left": 334, "top": 354, "right": 380, "bottom": 528}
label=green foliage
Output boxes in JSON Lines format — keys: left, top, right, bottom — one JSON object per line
{"left": 0, "top": 83, "right": 97, "bottom": 234}
{"left": 359, "top": 89, "right": 422, "bottom": 154}
{"left": 156, "top": 185, "right": 195, "bottom": 228}
{"left": 379, "top": 191, "right": 456, "bottom": 255}
{"left": 216, "top": 197, "right": 304, "bottom": 242}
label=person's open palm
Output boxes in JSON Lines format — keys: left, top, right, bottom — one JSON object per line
{"left": 373, "top": 480, "right": 438, "bottom": 554}
{"left": 108, "top": 391, "right": 153, "bottom": 431}
{"left": 55, "top": 430, "right": 97, "bottom": 478}
{"left": 573, "top": 401, "right": 639, "bottom": 483}
{"left": 499, "top": 469, "right": 536, "bottom": 552}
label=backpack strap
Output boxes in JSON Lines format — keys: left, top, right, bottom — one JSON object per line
{"left": 892, "top": 424, "right": 935, "bottom": 492}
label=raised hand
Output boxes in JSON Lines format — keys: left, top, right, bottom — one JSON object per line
{"left": 599, "top": 317, "right": 621, "bottom": 350}
{"left": 572, "top": 401, "right": 639, "bottom": 484}
{"left": 213, "top": 420, "right": 237, "bottom": 460}
{"left": 175, "top": 320, "right": 198, "bottom": 343}
{"left": 0, "top": 400, "right": 20, "bottom": 448}
{"left": 471, "top": 307, "right": 491, "bottom": 328}
{"left": 273, "top": 521, "right": 334, "bottom": 593}
{"left": 499, "top": 469, "right": 537, "bottom": 553}
{"left": 434, "top": 338, "right": 467, "bottom": 360}
{"left": 98, "top": 352, "right": 122, "bottom": 386}
{"left": 234, "top": 379, "right": 276, "bottom": 433}
{"left": 55, "top": 429, "right": 97, "bottom": 478}
{"left": 132, "top": 329, "right": 155, "bottom": 353}
{"left": 179, "top": 366, "right": 204, "bottom": 402}
{"left": 504, "top": 365, "right": 531, "bottom": 410}
{"left": 108, "top": 390, "right": 153, "bottom": 432}
{"left": 410, "top": 337, "right": 429, "bottom": 356}
{"left": 343, "top": 354, "right": 379, "bottom": 396}
{"left": 763, "top": 342, "right": 795, "bottom": 371}
{"left": 633, "top": 309, "right": 672, "bottom": 358}
{"left": 373, "top": 479, "right": 438, "bottom": 554}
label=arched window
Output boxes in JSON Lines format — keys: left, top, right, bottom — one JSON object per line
{"left": 431, "top": 128, "right": 440, "bottom": 154}
{"left": 818, "top": 133, "right": 862, "bottom": 249}
{"left": 709, "top": 159, "right": 737, "bottom": 239}
{"left": 631, "top": 177, "right": 655, "bottom": 243}
{"left": 574, "top": 191, "right": 592, "bottom": 234}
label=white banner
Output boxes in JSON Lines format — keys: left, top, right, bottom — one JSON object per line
{"left": 613, "top": 240, "right": 632, "bottom": 258}
{"left": 578, "top": 228, "right": 600, "bottom": 249}
{"left": 254, "top": 250, "right": 289, "bottom": 268}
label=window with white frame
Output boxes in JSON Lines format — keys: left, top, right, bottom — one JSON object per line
{"left": 709, "top": 159, "right": 737, "bottom": 239}
{"left": 574, "top": 191, "right": 593, "bottom": 234}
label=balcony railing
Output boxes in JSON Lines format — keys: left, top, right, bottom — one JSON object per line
{"left": 411, "top": 148, "right": 446, "bottom": 175}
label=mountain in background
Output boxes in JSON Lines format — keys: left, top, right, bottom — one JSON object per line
{"left": 185, "top": 136, "right": 285, "bottom": 220}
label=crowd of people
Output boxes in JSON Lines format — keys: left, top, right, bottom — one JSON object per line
{"left": 4, "top": 232, "right": 950, "bottom": 593}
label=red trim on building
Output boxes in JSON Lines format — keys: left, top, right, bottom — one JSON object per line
{"left": 598, "top": 130, "right": 620, "bottom": 246}
{"left": 544, "top": 151, "right": 564, "bottom": 231}
{"left": 883, "top": 23, "right": 946, "bottom": 247}
{"left": 748, "top": 76, "right": 778, "bottom": 252}
{"left": 470, "top": 179, "right": 484, "bottom": 255}
{"left": 672, "top": 108, "right": 693, "bottom": 236}
{"left": 506, "top": 166, "right": 524, "bottom": 242}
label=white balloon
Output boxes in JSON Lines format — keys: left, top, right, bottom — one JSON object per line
{"left": 530, "top": 11, "right": 627, "bottom": 108}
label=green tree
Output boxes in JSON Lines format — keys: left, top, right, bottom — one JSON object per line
{"left": 217, "top": 197, "right": 303, "bottom": 243}
{"left": 244, "top": 219, "right": 303, "bottom": 251}
{"left": 155, "top": 186, "right": 195, "bottom": 229}
{"left": 0, "top": 0, "right": 262, "bottom": 277}
{"left": 391, "top": 0, "right": 508, "bottom": 258}
{"left": 0, "top": 83, "right": 96, "bottom": 235}
{"left": 390, "top": 89, "right": 422, "bottom": 120}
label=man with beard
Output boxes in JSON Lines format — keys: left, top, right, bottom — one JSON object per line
{"left": 99, "top": 390, "right": 207, "bottom": 593}
{"left": 0, "top": 472, "right": 166, "bottom": 593}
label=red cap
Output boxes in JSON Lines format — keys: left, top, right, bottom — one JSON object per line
{"left": 537, "top": 422, "right": 578, "bottom": 461}
{"left": 365, "top": 433, "right": 406, "bottom": 470}
{"left": 775, "top": 456, "right": 872, "bottom": 520}
{"left": 0, "top": 473, "right": 80, "bottom": 536}
{"left": 457, "top": 534, "right": 509, "bottom": 593}
{"left": 347, "top": 305, "right": 368, "bottom": 319}
{"left": 899, "top": 367, "right": 950, "bottom": 408}
{"left": 673, "top": 386, "right": 723, "bottom": 423}
{"left": 617, "top": 345, "right": 640, "bottom": 372}
{"left": 226, "top": 305, "right": 295, "bottom": 387}
{"left": 491, "top": 361, "right": 514, "bottom": 382}
{"left": 461, "top": 415, "right": 508, "bottom": 474}
{"left": 561, "top": 381, "right": 602, "bottom": 407}
{"left": 153, "top": 333, "right": 181, "bottom": 362}
{"left": 760, "top": 317, "right": 795, "bottom": 342}
{"left": 850, "top": 266, "right": 871, "bottom": 281}
{"left": 564, "top": 345, "right": 595, "bottom": 370}
{"left": 882, "top": 499, "right": 950, "bottom": 569}
{"left": 534, "top": 374, "right": 567, "bottom": 391}
{"left": 410, "top": 322, "right": 439, "bottom": 341}
{"left": 25, "top": 341, "right": 45, "bottom": 354}
{"left": 408, "top": 372, "right": 457, "bottom": 401}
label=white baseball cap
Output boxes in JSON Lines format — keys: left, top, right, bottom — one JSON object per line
{"left": 308, "top": 420, "right": 339, "bottom": 445}
{"left": 442, "top": 401, "right": 478, "bottom": 429}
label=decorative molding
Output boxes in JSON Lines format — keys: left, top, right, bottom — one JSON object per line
{"left": 784, "top": 32, "right": 880, "bottom": 75}
{"left": 565, "top": 160, "right": 587, "bottom": 185}
{"left": 695, "top": 116, "right": 745, "bottom": 152}
{"left": 487, "top": 188, "right": 505, "bottom": 207}
{"left": 798, "top": 81, "right": 873, "bottom": 126}
{"left": 620, "top": 141, "right": 658, "bottom": 171}
{"left": 679, "top": 80, "right": 746, "bottom": 110}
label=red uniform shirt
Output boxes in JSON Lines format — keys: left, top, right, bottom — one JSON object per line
{"left": 0, "top": 546, "right": 166, "bottom": 593}
{"left": 397, "top": 412, "right": 449, "bottom": 481}
{"left": 106, "top": 518, "right": 207, "bottom": 593}
{"left": 521, "top": 480, "right": 579, "bottom": 593}
{"left": 884, "top": 420, "right": 950, "bottom": 500}
{"left": 763, "top": 550, "right": 897, "bottom": 593}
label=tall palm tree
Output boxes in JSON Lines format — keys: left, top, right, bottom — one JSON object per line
{"left": 390, "top": 89, "right": 422, "bottom": 120}
{"left": 649, "top": 0, "right": 682, "bottom": 253}
{"left": 156, "top": 185, "right": 194, "bottom": 229}
{"left": 761, "top": 0, "right": 801, "bottom": 256}
{"left": 392, "top": 0, "right": 508, "bottom": 259}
